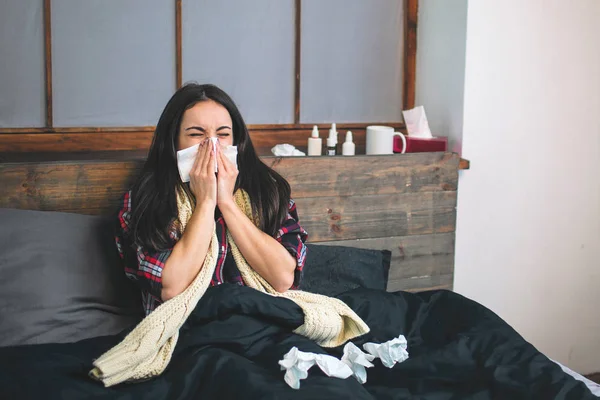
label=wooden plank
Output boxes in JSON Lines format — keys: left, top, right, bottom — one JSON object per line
{"left": 0, "top": 123, "right": 404, "bottom": 134}
{"left": 389, "top": 274, "right": 453, "bottom": 292}
{"left": 0, "top": 127, "right": 156, "bottom": 134}
{"left": 250, "top": 124, "right": 402, "bottom": 155}
{"left": 0, "top": 123, "right": 405, "bottom": 154}
{"left": 0, "top": 154, "right": 459, "bottom": 220}
{"left": 0, "top": 127, "right": 398, "bottom": 155}
{"left": 252, "top": 123, "right": 405, "bottom": 131}
{"left": 459, "top": 158, "right": 470, "bottom": 170}
{"left": 318, "top": 233, "right": 454, "bottom": 293}
{"left": 0, "top": 154, "right": 458, "bottom": 292}
{"left": 0, "top": 161, "right": 144, "bottom": 214}
{"left": 585, "top": 373, "right": 600, "bottom": 384}
{"left": 175, "top": 0, "right": 182, "bottom": 89}
{"left": 294, "top": 0, "right": 301, "bottom": 124}
{"left": 297, "top": 191, "right": 456, "bottom": 242}
{"left": 0, "top": 132, "right": 154, "bottom": 153}
{"left": 403, "top": 0, "right": 419, "bottom": 110}
{"left": 321, "top": 233, "right": 454, "bottom": 278}
{"left": 43, "top": 0, "right": 53, "bottom": 127}
{"left": 0, "top": 150, "right": 148, "bottom": 163}
{"left": 265, "top": 152, "right": 459, "bottom": 198}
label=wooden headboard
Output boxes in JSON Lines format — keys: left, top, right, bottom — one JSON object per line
{"left": 0, "top": 152, "right": 460, "bottom": 293}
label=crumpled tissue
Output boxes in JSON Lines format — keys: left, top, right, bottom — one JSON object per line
{"left": 402, "top": 105, "right": 433, "bottom": 139}
{"left": 271, "top": 144, "right": 306, "bottom": 157}
{"left": 341, "top": 342, "right": 375, "bottom": 384}
{"left": 278, "top": 347, "right": 353, "bottom": 389}
{"left": 177, "top": 138, "right": 238, "bottom": 182}
{"left": 363, "top": 335, "right": 409, "bottom": 368}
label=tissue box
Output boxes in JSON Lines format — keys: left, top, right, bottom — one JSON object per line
{"left": 394, "top": 136, "right": 448, "bottom": 153}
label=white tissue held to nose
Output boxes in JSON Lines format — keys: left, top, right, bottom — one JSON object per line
{"left": 176, "top": 138, "right": 238, "bottom": 183}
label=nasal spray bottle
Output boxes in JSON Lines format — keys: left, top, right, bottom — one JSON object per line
{"left": 326, "top": 123, "right": 338, "bottom": 156}
{"left": 307, "top": 125, "right": 322, "bottom": 156}
{"left": 342, "top": 131, "right": 355, "bottom": 156}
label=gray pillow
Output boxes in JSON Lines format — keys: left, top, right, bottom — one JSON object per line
{"left": 0, "top": 208, "right": 142, "bottom": 347}
{"left": 301, "top": 244, "right": 391, "bottom": 297}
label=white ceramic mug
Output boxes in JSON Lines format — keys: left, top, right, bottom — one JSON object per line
{"left": 365, "top": 125, "right": 406, "bottom": 155}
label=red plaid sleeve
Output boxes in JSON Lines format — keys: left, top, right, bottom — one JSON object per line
{"left": 116, "top": 191, "right": 173, "bottom": 315}
{"left": 275, "top": 199, "right": 308, "bottom": 289}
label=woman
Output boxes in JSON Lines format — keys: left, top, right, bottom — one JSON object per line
{"left": 116, "top": 83, "right": 308, "bottom": 315}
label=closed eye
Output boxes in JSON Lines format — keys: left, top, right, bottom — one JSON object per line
{"left": 185, "top": 126, "right": 206, "bottom": 133}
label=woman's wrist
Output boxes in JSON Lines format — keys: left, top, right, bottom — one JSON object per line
{"left": 194, "top": 199, "right": 216, "bottom": 216}
{"left": 217, "top": 196, "right": 236, "bottom": 213}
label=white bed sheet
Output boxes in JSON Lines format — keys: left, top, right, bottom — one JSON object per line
{"left": 551, "top": 359, "right": 600, "bottom": 397}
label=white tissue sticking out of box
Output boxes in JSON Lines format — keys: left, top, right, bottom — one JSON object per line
{"left": 402, "top": 105, "right": 433, "bottom": 138}
{"left": 341, "top": 342, "right": 375, "bottom": 384}
{"left": 177, "top": 139, "right": 238, "bottom": 183}
{"left": 362, "top": 335, "right": 409, "bottom": 368}
{"left": 278, "top": 347, "right": 353, "bottom": 390}
{"left": 271, "top": 144, "right": 306, "bottom": 157}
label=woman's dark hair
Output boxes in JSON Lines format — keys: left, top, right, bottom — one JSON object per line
{"left": 130, "top": 83, "right": 291, "bottom": 251}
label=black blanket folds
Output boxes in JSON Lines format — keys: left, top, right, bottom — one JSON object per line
{"left": 0, "top": 285, "right": 594, "bottom": 399}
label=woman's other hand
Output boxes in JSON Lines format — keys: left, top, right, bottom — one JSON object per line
{"left": 189, "top": 140, "right": 217, "bottom": 208}
{"left": 216, "top": 144, "right": 238, "bottom": 207}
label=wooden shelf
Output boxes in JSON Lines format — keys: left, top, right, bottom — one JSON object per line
{"left": 0, "top": 150, "right": 471, "bottom": 171}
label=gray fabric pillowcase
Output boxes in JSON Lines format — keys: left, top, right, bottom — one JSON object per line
{"left": 0, "top": 208, "right": 143, "bottom": 347}
{"left": 301, "top": 244, "right": 391, "bottom": 297}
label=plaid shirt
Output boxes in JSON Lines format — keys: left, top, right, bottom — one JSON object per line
{"left": 116, "top": 191, "right": 308, "bottom": 315}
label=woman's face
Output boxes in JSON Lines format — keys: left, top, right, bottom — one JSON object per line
{"left": 177, "top": 100, "right": 234, "bottom": 151}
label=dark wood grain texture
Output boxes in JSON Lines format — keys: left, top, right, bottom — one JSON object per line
{"left": 0, "top": 123, "right": 404, "bottom": 134}
{"left": 175, "top": 0, "right": 182, "bottom": 89}
{"left": 0, "top": 123, "right": 404, "bottom": 155}
{"left": 263, "top": 152, "right": 459, "bottom": 198}
{"left": 585, "top": 373, "right": 600, "bottom": 384}
{"left": 0, "top": 153, "right": 460, "bottom": 293}
{"left": 294, "top": 0, "right": 301, "bottom": 124}
{"left": 296, "top": 191, "right": 456, "bottom": 242}
{"left": 0, "top": 153, "right": 459, "bottom": 215}
{"left": 459, "top": 158, "right": 470, "bottom": 170}
{"left": 0, "top": 131, "right": 154, "bottom": 153}
{"left": 43, "top": 0, "right": 53, "bottom": 127}
{"left": 319, "top": 232, "right": 455, "bottom": 291}
{"left": 403, "top": 0, "right": 418, "bottom": 110}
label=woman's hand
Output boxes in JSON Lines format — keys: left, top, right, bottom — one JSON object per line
{"left": 189, "top": 140, "right": 217, "bottom": 209}
{"left": 216, "top": 144, "right": 238, "bottom": 207}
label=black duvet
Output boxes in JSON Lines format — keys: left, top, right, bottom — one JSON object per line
{"left": 0, "top": 284, "right": 594, "bottom": 399}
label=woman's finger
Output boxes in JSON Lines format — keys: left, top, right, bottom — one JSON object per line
{"left": 199, "top": 139, "right": 212, "bottom": 174}
{"left": 216, "top": 145, "right": 226, "bottom": 176}
{"left": 203, "top": 141, "right": 216, "bottom": 175}
{"left": 190, "top": 142, "right": 204, "bottom": 175}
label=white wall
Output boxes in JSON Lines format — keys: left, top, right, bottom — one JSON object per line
{"left": 455, "top": 0, "right": 600, "bottom": 374}
{"left": 415, "top": 0, "right": 467, "bottom": 154}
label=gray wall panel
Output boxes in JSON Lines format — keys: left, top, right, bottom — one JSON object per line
{"left": 183, "top": 0, "right": 295, "bottom": 124}
{"left": 52, "top": 0, "right": 175, "bottom": 126}
{"left": 300, "top": 0, "right": 404, "bottom": 123}
{"left": 0, "top": 0, "right": 45, "bottom": 127}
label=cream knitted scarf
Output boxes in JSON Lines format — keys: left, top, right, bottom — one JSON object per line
{"left": 89, "top": 189, "right": 369, "bottom": 387}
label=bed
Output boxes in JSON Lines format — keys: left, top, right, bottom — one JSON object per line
{"left": 0, "top": 152, "right": 597, "bottom": 399}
